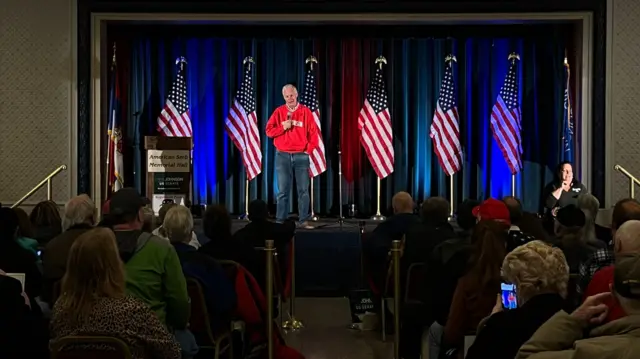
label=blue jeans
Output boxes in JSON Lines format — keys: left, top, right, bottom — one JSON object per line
{"left": 275, "top": 151, "right": 310, "bottom": 223}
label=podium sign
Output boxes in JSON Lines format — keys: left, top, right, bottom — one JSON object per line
{"left": 144, "top": 136, "right": 192, "bottom": 214}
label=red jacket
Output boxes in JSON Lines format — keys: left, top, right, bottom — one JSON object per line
{"left": 266, "top": 104, "right": 319, "bottom": 153}
{"left": 233, "top": 264, "right": 304, "bottom": 359}
{"left": 584, "top": 265, "right": 626, "bottom": 323}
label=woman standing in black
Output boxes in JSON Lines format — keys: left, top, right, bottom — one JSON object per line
{"left": 542, "top": 162, "right": 587, "bottom": 212}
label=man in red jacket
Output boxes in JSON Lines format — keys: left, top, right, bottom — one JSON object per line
{"left": 266, "top": 84, "right": 319, "bottom": 229}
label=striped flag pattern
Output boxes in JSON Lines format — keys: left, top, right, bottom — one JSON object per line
{"left": 490, "top": 59, "right": 523, "bottom": 174}
{"left": 157, "top": 59, "right": 193, "bottom": 137}
{"left": 300, "top": 67, "right": 326, "bottom": 177}
{"left": 358, "top": 66, "right": 394, "bottom": 179}
{"left": 430, "top": 61, "right": 463, "bottom": 176}
{"left": 107, "top": 58, "right": 124, "bottom": 193}
{"left": 224, "top": 61, "right": 262, "bottom": 180}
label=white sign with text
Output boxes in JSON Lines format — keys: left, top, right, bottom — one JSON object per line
{"left": 147, "top": 149, "right": 190, "bottom": 173}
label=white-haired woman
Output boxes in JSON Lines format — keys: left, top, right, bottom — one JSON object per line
{"left": 466, "top": 241, "right": 569, "bottom": 359}
{"left": 153, "top": 203, "right": 200, "bottom": 249}
{"left": 163, "top": 206, "right": 236, "bottom": 334}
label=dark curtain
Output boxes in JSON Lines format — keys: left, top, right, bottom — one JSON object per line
{"left": 113, "top": 31, "right": 566, "bottom": 215}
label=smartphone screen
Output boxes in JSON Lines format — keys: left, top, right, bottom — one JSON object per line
{"left": 501, "top": 282, "right": 518, "bottom": 309}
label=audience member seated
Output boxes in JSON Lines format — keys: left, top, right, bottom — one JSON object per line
{"left": 577, "top": 193, "right": 605, "bottom": 245}
{"left": 199, "top": 205, "right": 264, "bottom": 289}
{"left": 517, "top": 254, "right": 640, "bottom": 359}
{"left": 42, "top": 194, "right": 96, "bottom": 305}
{"left": 163, "top": 205, "right": 236, "bottom": 333}
{"left": 234, "top": 199, "right": 295, "bottom": 253}
{"left": 466, "top": 241, "right": 569, "bottom": 359}
{"left": 578, "top": 198, "right": 640, "bottom": 294}
{"left": 441, "top": 203, "right": 510, "bottom": 358}
{"left": 363, "top": 191, "right": 420, "bottom": 293}
{"left": 29, "top": 200, "right": 63, "bottom": 244}
{"left": 400, "top": 199, "right": 479, "bottom": 359}
{"left": 0, "top": 208, "right": 43, "bottom": 300}
{"left": 108, "top": 188, "right": 195, "bottom": 358}
{"left": 51, "top": 228, "right": 181, "bottom": 359}
{"left": 0, "top": 269, "right": 49, "bottom": 358}
{"left": 518, "top": 211, "right": 551, "bottom": 243}
{"left": 403, "top": 197, "right": 456, "bottom": 267}
{"left": 553, "top": 205, "right": 604, "bottom": 274}
{"left": 502, "top": 197, "right": 536, "bottom": 250}
{"left": 142, "top": 205, "right": 156, "bottom": 233}
{"left": 153, "top": 203, "right": 201, "bottom": 249}
{"left": 583, "top": 220, "right": 640, "bottom": 324}
{"left": 12, "top": 208, "right": 40, "bottom": 256}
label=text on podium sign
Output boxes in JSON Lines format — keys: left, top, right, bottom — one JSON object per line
{"left": 147, "top": 149, "right": 190, "bottom": 173}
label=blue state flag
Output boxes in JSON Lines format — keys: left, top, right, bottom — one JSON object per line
{"left": 562, "top": 59, "right": 574, "bottom": 163}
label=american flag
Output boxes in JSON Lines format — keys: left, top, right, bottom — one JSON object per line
{"left": 300, "top": 66, "right": 326, "bottom": 177}
{"left": 358, "top": 65, "right": 394, "bottom": 179}
{"left": 490, "top": 59, "right": 522, "bottom": 174}
{"left": 430, "top": 61, "right": 463, "bottom": 176}
{"left": 225, "top": 59, "right": 262, "bottom": 180}
{"left": 157, "top": 59, "right": 192, "bottom": 137}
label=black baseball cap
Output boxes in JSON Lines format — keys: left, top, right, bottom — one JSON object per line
{"left": 614, "top": 253, "right": 640, "bottom": 299}
{"left": 556, "top": 205, "right": 586, "bottom": 228}
{"left": 109, "top": 188, "right": 150, "bottom": 217}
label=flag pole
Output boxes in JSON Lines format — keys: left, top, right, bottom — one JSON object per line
{"left": 445, "top": 54, "right": 457, "bottom": 218}
{"left": 105, "top": 42, "right": 116, "bottom": 200}
{"left": 371, "top": 56, "right": 388, "bottom": 222}
{"left": 239, "top": 55, "right": 255, "bottom": 221}
{"left": 508, "top": 52, "right": 521, "bottom": 198}
{"left": 306, "top": 55, "right": 320, "bottom": 222}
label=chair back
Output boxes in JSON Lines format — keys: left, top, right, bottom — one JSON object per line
{"left": 404, "top": 262, "right": 425, "bottom": 303}
{"left": 186, "top": 278, "right": 216, "bottom": 345}
{"left": 50, "top": 336, "right": 132, "bottom": 359}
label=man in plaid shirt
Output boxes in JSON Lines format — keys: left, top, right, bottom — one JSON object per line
{"left": 578, "top": 198, "right": 640, "bottom": 295}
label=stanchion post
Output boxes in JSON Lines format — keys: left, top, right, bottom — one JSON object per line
{"left": 283, "top": 235, "right": 304, "bottom": 330}
{"left": 391, "top": 240, "right": 401, "bottom": 359}
{"left": 265, "top": 239, "right": 275, "bottom": 359}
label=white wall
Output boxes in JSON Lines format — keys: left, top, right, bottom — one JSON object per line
{"left": 608, "top": 0, "right": 640, "bottom": 205}
{"left": 0, "top": 0, "right": 76, "bottom": 206}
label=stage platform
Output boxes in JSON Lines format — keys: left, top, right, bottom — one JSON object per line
{"left": 194, "top": 218, "right": 376, "bottom": 297}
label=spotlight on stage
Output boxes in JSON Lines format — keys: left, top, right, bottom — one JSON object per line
{"left": 310, "top": 213, "right": 319, "bottom": 222}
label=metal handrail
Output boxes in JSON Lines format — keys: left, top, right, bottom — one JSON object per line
{"left": 614, "top": 164, "right": 640, "bottom": 199}
{"left": 10, "top": 164, "right": 67, "bottom": 208}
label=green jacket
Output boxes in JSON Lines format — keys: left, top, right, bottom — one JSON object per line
{"left": 116, "top": 231, "right": 190, "bottom": 330}
{"left": 517, "top": 311, "right": 640, "bottom": 359}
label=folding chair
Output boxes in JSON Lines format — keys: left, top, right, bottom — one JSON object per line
{"left": 50, "top": 336, "right": 132, "bottom": 359}
{"left": 186, "top": 278, "right": 233, "bottom": 359}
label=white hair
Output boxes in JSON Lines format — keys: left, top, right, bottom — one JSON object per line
{"left": 614, "top": 220, "right": 640, "bottom": 254}
{"left": 62, "top": 194, "right": 96, "bottom": 231}
{"left": 282, "top": 84, "right": 297, "bottom": 95}
{"left": 163, "top": 205, "right": 194, "bottom": 244}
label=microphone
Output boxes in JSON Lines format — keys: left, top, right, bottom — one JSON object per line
{"left": 287, "top": 112, "right": 292, "bottom": 121}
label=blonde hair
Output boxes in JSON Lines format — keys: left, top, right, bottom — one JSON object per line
{"left": 59, "top": 227, "right": 126, "bottom": 324}
{"left": 501, "top": 240, "right": 569, "bottom": 304}
{"left": 163, "top": 205, "right": 193, "bottom": 244}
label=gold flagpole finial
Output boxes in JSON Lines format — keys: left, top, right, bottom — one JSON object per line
{"left": 375, "top": 56, "right": 387, "bottom": 69}
{"left": 111, "top": 42, "right": 116, "bottom": 68}
{"left": 243, "top": 56, "right": 255, "bottom": 70}
{"left": 445, "top": 54, "right": 457, "bottom": 67}
{"left": 508, "top": 52, "right": 521, "bottom": 63}
{"left": 305, "top": 55, "right": 318, "bottom": 70}
{"left": 175, "top": 56, "right": 187, "bottom": 70}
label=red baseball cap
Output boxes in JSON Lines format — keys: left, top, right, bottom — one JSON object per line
{"left": 472, "top": 198, "right": 511, "bottom": 225}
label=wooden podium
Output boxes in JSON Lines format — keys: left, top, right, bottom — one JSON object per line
{"left": 144, "top": 136, "right": 192, "bottom": 214}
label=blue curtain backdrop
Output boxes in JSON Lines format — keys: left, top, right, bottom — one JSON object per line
{"left": 119, "top": 33, "right": 566, "bottom": 215}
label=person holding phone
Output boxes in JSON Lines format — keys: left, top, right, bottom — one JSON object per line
{"left": 466, "top": 241, "right": 569, "bottom": 359}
